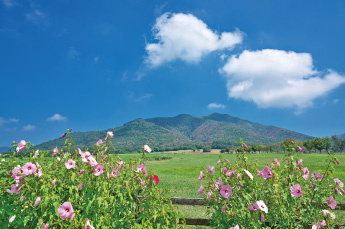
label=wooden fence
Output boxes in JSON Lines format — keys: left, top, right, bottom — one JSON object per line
{"left": 171, "top": 197, "right": 345, "bottom": 227}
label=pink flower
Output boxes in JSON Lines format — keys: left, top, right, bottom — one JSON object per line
{"left": 143, "top": 145, "right": 152, "bottom": 153}
{"left": 111, "top": 169, "right": 119, "bottom": 178}
{"left": 230, "top": 225, "right": 239, "bottom": 229}
{"left": 303, "top": 167, "right": 310, "bottom": 181}
{"left": 221, "top": 206, "right": 226, "bottom": 213}
{"left": 93, "top": 164, "right": 105, "bottom": 176}
{"left": 65, "top": 159, "right": 76, "bottom": 169}
{"left": 237, "top": 173, "right": 241, "bottom": 179}
{"left": 43, "top": 223, "right": 49, "bottom": 229}
{"left": 79, "top": 151, "right": 90, "bottom": 163}
{"left": 78, "top": 170, "right": 84, "bottom": 175}
{"left": 198, "top": 171, "right": 203, "bottom": 181}
{"left": 52, "top": 180, "right": 56, "bottom": 185}
{"left": 243, "top": 144, "right": 247, "bottom": 149}
{"left": 106, "top": 131, "right": 114, "bottom": 139}
{"left": 244, "top": 169, "right": 253, "bottom": 180}
{"left": 58, "top": 202, "right": 74, "bottom": 220}
{"left": 220, "top": 185, "right": 233, "bottom": 198}
{"left": 322, "top": 209, "right": 335, "bottom": 219}
{"left": 223, "top": 167, "right": 228, "bottom": 174}
{"left": 214, "top": 177, "right": 223, "bottom": 190}
{"left": 52, "top": 147, "right": 58, "bottom": 156}
{"left": 22, "top": 162, "right": 37, "bottom": 176}
{"left": 248, "top": 202, "right": 258, "bottom": 212}
{"left": 107, "top": 173, "right": 110, "bottom": 180}
{"left": 335, "top": 158, "right": 340, "bottom": 164}
{"left": 341, "top": 189, "right": 345, "bottom": 195}
{"left": 85, "top": 219, "right": 95, "bottom": 229}
{"left": 88, "top": 155, "right": 98, "bottom": 166}
{"left": 206, "top": 166, "right": 215, "bottom": 174}
{"left": 16, "top": 140, "right": 26, "bottom": 152}
{"left": 261, "top": 214, "right": 265, "bottom": 222}
{"left": 95, "top": 139, "right": 103, "bottom": 146}
{"left": 150, "top": 175, "right": 160, "bottom": 184}
{"left": 136, "top": 164, "right": 148, "bottom": 176}
{"left": 291, "top": 184, "right": 303, "bottom": 197}
{"left": 327, "top": 196, "right": 337, "bottom": 209}
{"left": 33, "top": 197, "right": 41, "bottom": 207}
{"left": 298, "top": 146, "right": 303, "bottom": 152}
{"left": 311, "top": 171, "right": 323, "bottom": 181}
{"left": 334, "top": 178, "right": 344, "bottom": 188}
{"left": 79, "top": 183, "right": 82, "bottom": 190}
{"left": 20, "top": 196, "right": 24, "bottom": 202}
{"left": 262, "top": 166, "right": 272, "bottom": 179}
{"left": 36, "top": 168, "right": 43, "bottom": 178}
{"left": 199, "top": 185, "right": 204, "bottom": 195}
{"left": 117, "top": 159, "right": 124, "bottom": 169}
{"left": 257, "top": 170, "right": 262, "bottom": 177}
{"left": 274, "top": 158, "right": 280, "bottom": 166}
{"left": 217, "top": 160, "right": 220, "bottom": 165}
{"left": 62, "top": 133, "right": 66, "bottom": 138}
{"left": 225, "top": 159, "right": 230, "bottom": 163}
{"left": 206, "top": 191, "right": 212, "bottom": 200}
{"left": 226, "top": 170, "right": 236, "bottom": 178}
{"left": 254, "top": 200, "right": 268, "bottom": 213}
{"left": 7, "top": 184, "right": 21, "bottom": 194}
{"left": 297, "top": 159, "right": 303, "bottom": 166}
{"left": 138, "top": 177, "right": 145, "bottom": 187}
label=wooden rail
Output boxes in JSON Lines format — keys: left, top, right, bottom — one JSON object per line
{"left": 170, "top": 197, "right": 345, "bottom": 227}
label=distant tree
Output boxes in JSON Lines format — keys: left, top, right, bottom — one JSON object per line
{"left": 323, "top": 137, "right": 333, "bottom": 152}
{"left": 332, "top": 135, "right": 345, "bottom": 152}
{"left": 313, "top": 138, "right": 326, "bottom": 153}
{"left": 203, "top": 146, "right": 211, "bottom": 153}
{"left": 280, "top": 138, "right": 295, "bottom": 152}
{"left": 303, "top": 140, "right": 315, "bottom": 153}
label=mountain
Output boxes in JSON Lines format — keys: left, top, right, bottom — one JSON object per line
{"left": 34, "top": 113, "right": 313, "bottom": 152}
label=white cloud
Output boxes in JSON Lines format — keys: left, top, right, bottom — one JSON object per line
{"left": 220, "top": 49, "right": 345, "bottom": 110}
{"left": 67, "top": 47, "right": 80, "bottom": 60}
{"left": 145, "top": 12, "right": 243, "bottom": 68}
{"left": 23, "top": 124, "right": 36, "bottom": 131}
{"left": 208, "top": 103, "right": 226, "bottom": 109}
{"left": 47, "top": 114, "right": 67, "bottom": 122}
{"left": 0, "top": 117, "right": 19, "bottom": 126}
{"left": 2, "top": 0, "right": 17, "bottom": 7}
{"left": 94, "top": 56, "right": 100, "bottom": 62}
{"left": 129, "top": 92, "right": 152, "bottom": 102}
{"left": 25, "top": 9, "right": 47, "bottom": 25}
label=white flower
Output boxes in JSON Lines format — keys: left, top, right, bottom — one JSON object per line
{"left": 255, "top": 200, "right": 268, "bottom": 213}
{"left": 36, "top": 163, "right": 41, "bottom": 168}
{"left": 57, "top": 157, "right": 61, "bottom": 161}
{"left": 1, "top": 159, "right": 5, "bottom": 162}
{"left": 143, "top": 145, "right": 152, "bottom": 153}
{"left": 9, "top": 215, "right": 16, "bottom": 223}
{"left": 33, "top": 150, "right": 39, "bottom": 158}
{"left": 244, "top": 169, "right": 253, "bottom": 180}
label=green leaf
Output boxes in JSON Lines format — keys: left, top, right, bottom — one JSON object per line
{"left": 23, "top": 216, "right": 30, "bottom": 225}
{"left": 71, "top": 172, "right": 75, "bottom": 182}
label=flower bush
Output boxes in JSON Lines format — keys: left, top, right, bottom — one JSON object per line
{"left": 199, "top": 139, "right": 343, "bottom": 228}
{"left": 0, "top": 129, "right": 183, "bottom": 228}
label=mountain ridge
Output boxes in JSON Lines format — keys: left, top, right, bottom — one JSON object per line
{"left": 34, "top": 113, "right": 313, "bottom": 152}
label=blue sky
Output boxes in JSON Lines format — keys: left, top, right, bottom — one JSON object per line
{"left": 1, "top": 0, "right": 345, "bottom": 147}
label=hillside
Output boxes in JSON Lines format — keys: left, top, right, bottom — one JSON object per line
{"left": 34, "top": 113, "right": 313, "bottom": 152}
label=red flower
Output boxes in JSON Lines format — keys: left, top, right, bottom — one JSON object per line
{"left": 150, "top": 175, "right": 160, "bottom": 184}
{"left": 62, "top": 133, "right": 66, "bottom": 138}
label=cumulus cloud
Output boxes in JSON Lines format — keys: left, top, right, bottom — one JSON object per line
{"left": 23, "top": 124, "right": 36, "bottom": 131}
{"left": 208, "top": 103, "right": 226, "bottom": 109}
{"left": 220, "top": 49, "right": 345, "bottom": 110}
{"left": 47, "top": 114, "right": 67, "bottom": 122}
{"left": 145, "top": 12, "right": 243, "bottom": 68}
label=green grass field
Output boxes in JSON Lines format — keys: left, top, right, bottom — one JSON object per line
{"left": 119, "top": 151, "right": 345, "bottom": 226}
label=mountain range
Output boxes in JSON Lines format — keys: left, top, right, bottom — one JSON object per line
{"left": 33, "top": 113, "right": 314, "bottom": 152}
